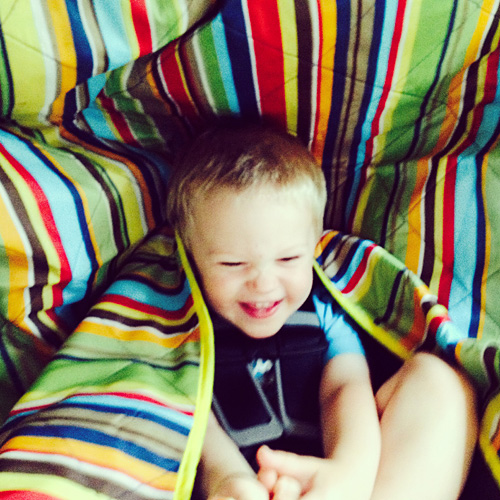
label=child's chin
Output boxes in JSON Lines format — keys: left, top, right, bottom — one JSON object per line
{"left": 240, "top": 324, "right": 282, "bottom": 340}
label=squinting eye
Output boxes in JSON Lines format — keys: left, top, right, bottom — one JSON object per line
{"left": 279, "top": 256, "right": 300, "bottom": 263}
{"left": 220, "top": 262, "right": 244, "bottom": 267}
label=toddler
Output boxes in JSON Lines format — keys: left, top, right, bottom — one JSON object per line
{"left": 167, "top": 122, "right": 477, "bottom": 500}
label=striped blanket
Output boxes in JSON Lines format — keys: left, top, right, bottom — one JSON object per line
{"left": 0, "top": 0, "right": 499, "bottom": 498}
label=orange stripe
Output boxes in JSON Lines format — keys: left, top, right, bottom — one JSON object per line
{"left": 77, "top": 319, "right": 200, "bottom": 346}
{"left": 46, "top": 1, "right": 77, "bottom": 124}
{"left": 2, "top": 435, "right": 178, "bottom": 489}
{"left": 312, "top": 0, "right": 336, "bottom": 160}
{"left": 405, "top": 158, "right": 429, "bottom": 274}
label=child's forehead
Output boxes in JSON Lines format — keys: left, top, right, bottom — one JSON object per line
{"left": 194, "top": 183, "right": 310, "bottom": 208}
{"left": 191, "top": 185, "right": 317, "bottom": 244}
{"left": 190, "top": 185, "right": 318, "bottom": 241}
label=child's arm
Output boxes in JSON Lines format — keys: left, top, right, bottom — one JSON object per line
{"left": 197, "top": 412, "right": 268, "bottom": 500}
{"left": 257, "top": 353, "right": 381, "bottom": 499}
{"left": 198, "top": 412, "right": 302, "bottom": 500}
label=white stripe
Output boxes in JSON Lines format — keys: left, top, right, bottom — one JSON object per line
{"left": 30, "top": 0, "right": 59, "bottom": 124}
{"left": 308, "top": 0, "right": 321, "bottom": 149}
{"left": 1, "top": 449, "right": 175, "bottom": 499}
{"left": 241, "top": 0, "right": 262, "bottom": 114}
{"left": 0, "top": 180, "right": 40, "bottom": 337}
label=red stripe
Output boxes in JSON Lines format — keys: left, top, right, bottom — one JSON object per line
{"left": 97, "top": 93, "right": 142, "bottom": 147}
{"left": 428, "top": 312, "right": 450, "bottom": 336}
{"left": 9, "top": 391, "right": 195, "bottom": 418}
{"left": 100, "top": 292, "right": 194, "bottom": 321}
{"left": 0, "top": 493, "right": 59, "bottom": 500}
{"left": 246, "top": 0, "right": 287, "bottom": 128}
{"left": 367, "top": 1, "right": 405, "bottom": 158}
{"left": 131, "top": 0, "right": 153, "bottom": 56}
{"left": 438, "top": 156, "right": 456, "bottom": 306}
{"left": 349, "top": 1, "right": 406, "bottom": 228}
{"left": 312, "top": 2, "right": 325, "bottom": 153}
{"left": 0, "top": 143, "right": 71, "bottom": 309}
{"left": 458, "top": 47, "right": 499, "bottom": 154}
{"left": 342, "top": 243, "right": 376, "bottom": 294}
{"left": 77, "top": 391, "right": 195, "bottom": 416}
{"left": 437, "top": 49, "right": 499, "bottom": 304}
{"left": 159, "top": 42, "right": 201, "bottom": 125}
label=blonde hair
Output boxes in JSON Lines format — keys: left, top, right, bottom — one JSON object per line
{"left": 166, "top": 122, "right": 327, "bottom": 247}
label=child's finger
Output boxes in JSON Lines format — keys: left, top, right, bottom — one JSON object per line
{"left": 272, "top": 475, "right": 302, "bottom": 500}
{"left": 257, "top": 445, "right": 315, "bottom": 486}
{"left": 257, "top": 466, "right": 278, "bottom": 492}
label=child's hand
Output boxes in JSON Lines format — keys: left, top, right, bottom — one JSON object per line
{"left": 257, "top": 445, "right": 367, "bottom": 500}
{"left": 207, "top": 472, "right": 271, "bottom": 500}
{"left": 208, "top": 470, "right": 302, "bottom": 500}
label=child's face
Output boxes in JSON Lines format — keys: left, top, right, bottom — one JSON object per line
{"left": 188, "top": 187, "right": 318, "bottom": 339}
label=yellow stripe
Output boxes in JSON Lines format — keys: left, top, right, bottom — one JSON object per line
{"left": 121, "top": 1, "right": 141, "bottom": 59}
{"left": 1, "top": 5, "right": 46, "bottom": 123}
{"left": 277, "top": 0, "right": 298, "bottom": 133}
{"left": 375, "top": 0, "right": 421, "bottom": 156}
{"left": 17, "top": 380, "right": 197, "bottom": 409}
{"left": 46, "top": 1, "right": 77, "bottom": 123}
{"left": 428, "top": 157, "right": 446, "bottom": 293}
{"left": 174, "top": 233, "right": 214, "bottom": 500}
{"left": 477, "top": 149, "right": 495, "bottom": 339}
{"left": 312, "top": 0, "right": 336, "bottom": 159}
{"left": 0, "top": 183, "right": 30, "bottom": 328}
{"left": 92, "top": 299, "right": 197, "bottom": 327}
{"left": 463, "top": 0, "right": 495, "bottom": 69}
{"left": 0, "top": 472, "right": 111, "bottom": 499}
{"left": 3, "top": 435, "right": 177, "bottom": 489}
{"left": 405, "top": 158, "right": 428, "bottom": 273}
{"left": 175, "top": 42, "right": 199, "bottom": 115}
{"left": 41, "top": 146, "right": 104, "bottom": 267}
{"left": 479, "top": 392, "right": 500, "bottom": 487}
{"left": 434, "top": 1, "right": 492, "bottom": 153}
{"left": 352, "top": 169, "right": 374, "bottom": 234}
{"left": 77, "top": 319, "right": 200, "bottom": 346}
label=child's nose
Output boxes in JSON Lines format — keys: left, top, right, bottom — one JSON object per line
{"left": 248, "top": 267, "right": 277, "bottom": 293}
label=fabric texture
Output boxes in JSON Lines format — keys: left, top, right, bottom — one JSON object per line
{"left": 0, "top": 0, "right": 498, "bottom": 498}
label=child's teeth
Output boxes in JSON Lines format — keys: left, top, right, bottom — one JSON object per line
{"left": 253, "top": 302, "right": 273, "bottom": 308}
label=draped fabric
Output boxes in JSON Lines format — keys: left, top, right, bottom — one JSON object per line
{"left": 0, "top": 0, "right": 499, "bottom": 498}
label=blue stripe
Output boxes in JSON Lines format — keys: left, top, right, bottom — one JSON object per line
{"left": 221, "top": 1, "right": 260, "bottom": 118}
{"left": 448, "top": 156, "right": 477, "bottom": 335}
{"left": 65, "top": 0, "right": 94, "bottom": 84}
{"left": 0, "top": 131, "right": 97, "bottom": 308}
{"left": 345, "top": 0, "right": 387, "bottom": 225}
{"left": 93, "top": 2, "right": 132, "bottom": 71}
{"left": 322, "top": 0, "right": 350, "bottom": 197}
{"left": 331, "top": 239, "right": 372, "bottom": 289}
{"left": 82, "top": 73, "right": 119, "bottom": 141}
{"left": 105, "top": 277, "right": 193, "bottom": 311}
{"left": 54, "top": 354, "right": 200, "bottom": 375}
{"left": 211, "top": 15, "right": 240, "bottom": 114}
{"left": 469, "top": 131, "right": 500, "bottom": 338}
{"left": 317, "top": 234, "right": 370, "bottom": 287}
{"left": 16, "top": 425, "right": 181, "bottom": 470}
{"left": 315, "top": 232, "right": 343, "bottom": 266}
{"left": 64, "top": 397, "right": 192, "bottom": 436}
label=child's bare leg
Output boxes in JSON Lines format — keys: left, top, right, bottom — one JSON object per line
{"left": 371, "top": 352, "right": 478, "bottom": 500}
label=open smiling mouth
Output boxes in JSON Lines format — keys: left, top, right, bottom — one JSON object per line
{"left": 239, "top": 300, "right": 283, "bottom": 319}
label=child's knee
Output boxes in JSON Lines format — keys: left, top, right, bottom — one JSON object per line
{"left": 376, "top": 352, "right": 478, "bottom": 421}
{"left": 404, "top": 353, "right": 465, "bottom": 389}
{"left": 403, "top": 353, "right": 478, "bottom": 423}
